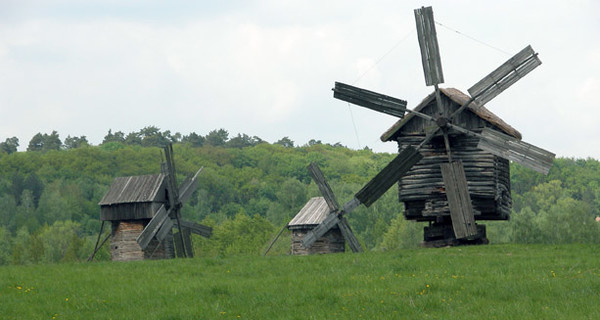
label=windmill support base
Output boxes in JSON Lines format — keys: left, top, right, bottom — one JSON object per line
{"left": 421, "top": 222, "right": 488, "bottom": 248}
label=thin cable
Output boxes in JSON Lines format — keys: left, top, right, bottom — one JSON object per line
{"left": 347, "top": 29, "right": 415, "bottom": 149}
{"left": 435, "top": 21, "right": 511, "bottom": 56}
{"left": 353, "top": 29, "right": 415, "bottom": 85}
{"left": 347, "top": 103, "right": 361, "bottom": 149}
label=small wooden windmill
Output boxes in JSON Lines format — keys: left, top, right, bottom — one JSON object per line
{"left": 90, "top": 144, "right": 212, "bottom": 261}
{"left": 302, "top": 6, "right": 555, "bottom": 249}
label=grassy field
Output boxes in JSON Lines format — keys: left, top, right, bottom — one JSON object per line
{"left": 1, "top": 244, "right": 599, "bottom": 319}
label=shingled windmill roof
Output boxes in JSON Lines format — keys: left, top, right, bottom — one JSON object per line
{"left": 380, "top": 88, "right": 522, "bottom": 142}
{"left": 288, "top": 197, "right": 333, "bottom": 230}
{"left": 99, "top": 174, "right": 166, "bottom": 206}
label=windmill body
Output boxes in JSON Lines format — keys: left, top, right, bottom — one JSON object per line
{"left": 381, "top": 88, "right": 519, "bottom": 246}
{"left": 288, "top": 197, "right": 345, "bottom": 255}
{"left": 91, "top": 144, "right": 212, "bottom": 262}
{"left": 99, "top": 174, "right": 175, "bottom": 260}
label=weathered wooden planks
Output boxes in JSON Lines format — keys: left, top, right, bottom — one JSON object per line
{"left": 307, "top": 163, "right": 339, "bottom": 212}
{"left": 333, "top": 82, "right": 408, "bottom": 118}
{"left": 355, "top": 146, "right": 423, "bottom": 207}
{"left": 478, "top": 127, "right": 554, "bottom": 175}
{"left": 440, "top": 161, "right": 478, "bottom": 239}
{"left": 468, "top": 45, "right": 541, "bottom": 106}
{"left": 136, "top": 205, "right": 170, "bottom": 250}
{"left": 337, "top": 217, "right": 363, "bottom": 253}
{"left": 414, "top": 6, "right": 444, "bottom": 86}
{"left": 291, "top": 228, "right": 345, "bottom": 255}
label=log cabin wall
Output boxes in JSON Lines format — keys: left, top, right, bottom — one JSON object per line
{"left": 392, "top": 93, "right": 512, "bottom": 222}
{"left": 110, "top": 220, "right": 174, "bottom": 261}
{"left": 290, "top": 227, "right": 345, "bottom": 255}
{"left": 396, "top": 135, "right": 511, "bottom": 221}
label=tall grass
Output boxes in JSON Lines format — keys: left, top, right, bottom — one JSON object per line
{"left": 1, "top": 244, "right": 599, "bottom": 319}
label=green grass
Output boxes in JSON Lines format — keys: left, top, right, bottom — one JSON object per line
{"left": 1, "top": 244, "right": 599, "bottom": 319}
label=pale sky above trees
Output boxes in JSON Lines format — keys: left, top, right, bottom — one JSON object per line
{"left": 1, "top": 0, "right": 599, "bottom": 157}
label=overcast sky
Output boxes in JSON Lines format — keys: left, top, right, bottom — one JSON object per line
{"left": 1, "top": 0, "right": 599, "bottom": 158}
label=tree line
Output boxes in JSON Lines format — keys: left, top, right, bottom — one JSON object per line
{"left": 1, "top": 128, "right": 599, "bottom": 265}
{"left": 0, "top": 126, "right": 329, "bottom": 155}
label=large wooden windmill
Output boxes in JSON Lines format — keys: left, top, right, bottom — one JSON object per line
{"left": 91, "top": 144, "right": 212, "bottom": 261}
{"left": 302, "top": 6, "right": 554, "bottom": 249}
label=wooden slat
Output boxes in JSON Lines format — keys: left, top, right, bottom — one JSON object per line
{"left": 414, "top": 6, "right": 444, "bottom": 86}
{"left": 178, "top": 168, "right": 203, "bottom": 204}
{"left": 307, "top": 163, "right": 339, "bottom": 212}
{"left": 337, "top": 217, "right": 363, "bottom": 253}
{"left": 136, "top": 205, "right": 170, "bottom": 250}
{"left": 477, "top": 127, "right": 554, "bottom": 175}
{"left": 155, "top": 217, "right": 173, "bottom": 242}
{"left": 355, "top": 146, "right": 423, "bottom": 207}
{"left": 468, "top": 45, "right": 541, "bottom": 105}
{"left": 182, "top": 228, "right": 193, "bottom": 258}
{"left": 333, "top": 82, "right": 407, "bottom": 118}
{"left": 164, "top": 144, "right": 180, "bottom": 209}
{"left": 301, "top": 212, "right": 341, "bottom": 249}
{"left": 173, "top": 231, "right": 184, "bottom": 258}
{"left": 440, "top": 161, "right": 478, "bottom": 239}
{"left": 175, "top": 220, "right": 212, "bottom": 238}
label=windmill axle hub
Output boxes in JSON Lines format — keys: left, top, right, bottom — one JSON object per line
{"left": 436, "top": 116, "right": 449, "bottom": 128}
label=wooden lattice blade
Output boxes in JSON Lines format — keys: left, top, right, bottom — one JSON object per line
{"left": 173, "top": 229, "right": 193, "bottom": 258}
{"left": 337, "top": 217, "right": 363, "bottom": 253}
{"left": 301, "top": 212, "right": 341, "bottom": 249}
{"left": 414, "top": 6, "right": 444, "bottom": 86}
{"left": 440, "top": 161, "right": 478, "bottom": 239}
{"left": 164, "top": 144, "right": 180, "bottom": 208}
{"left": 333, "top": 82, "right": 407, "bottom": 118}
{"left": 468, "top": 45, "right": 541, "bottom": 106}
{"left": 477, "top": 127, "right": 555, "bottom": 175}
{"left": 155, "top": 216, "right": 174, "bottom": 243}
{"left": 307, "top": 162, "right": 340, "bottom": 212}
{"left": 175, "top": 220, "right": 212, "bottom": 238}
{"left": 178, "top": 168, "right": 203, "bottom": 204}
{"left": 355, "top": 146, "right": 423, "bottom": 207}
{"left": 137, "top": 205, "right": 170, "bottom": 250}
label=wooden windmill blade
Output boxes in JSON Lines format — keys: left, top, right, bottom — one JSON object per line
{"left": 163, "top": 143, "right": 189, "bottom": 257}
{"left": 440, "top": 161, "right": 478, "bottom": 239}
{"left": 137, "top": 204, "right": 171, "bottom": 250}
{"left": 355, "top": 146, "right": 423, "bottom": 207}
{"left": 332, "top": 82, "right": 408, "bottom": 118}
{"left": 415, "top": 6, "right": 444, "bottom": 86}
{"left": 302, "top": 148, "right": 423, "bottom": 250}
{"left": 468, "top": 45, "right": 541, "bottom": 106}
{"left": 307, "top": 162, "right": 340, "bottom": 212}
{"left": 164, "top": 144, "right": 180, "bottom": 211}
{"left": 477, "top": 127, "right": 555, "bottom": 175}
{"left": 304, "top": 163, "right": 363, "bottom": 252}
{"left": 177, "top": 167, "right": 203, "bottom": 204}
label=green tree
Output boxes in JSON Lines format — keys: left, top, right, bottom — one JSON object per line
{"left": 0, "top": 137, "right": 19, "bottom": 154}
{"left": 63, "top": 135, "right": 89, "bottom": 149}
{"left": 0, "top": 227, "right": 11, "bottom": 265}
{"left": 181, "top": 132, "right": 205, "bottom": 147}
{"left": 274, "top": 137, "right": 294, "bottom": 148}
{"left": 205, "top": 129, "right": 229, "bottom": 147}
{"left": 27, "top": 131, "right": 62, "bottom": 152}
{"left": 102, "top": 129, "right": 125, "bottom": 144}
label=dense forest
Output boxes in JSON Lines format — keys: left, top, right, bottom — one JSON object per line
{"left": 1, "top": 127, "right": 599, "bottom": 265}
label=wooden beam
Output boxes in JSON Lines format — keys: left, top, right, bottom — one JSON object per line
{"left": 136, "top": 205, "right": 170, "bottom": 250}
{"left": 355, "top": 146, "right": 423, "bottom": 207}
{"left": 477, "top": 127, "right": 554, "bottom": 175}
{"left": 333, "top": 82, "right": 407, "bottom": 118}
{"left": 440, "top": 161, "right": 478, "bottom": 239}
{"left": 337, "top": 217, "right": 363, "bottom": 253}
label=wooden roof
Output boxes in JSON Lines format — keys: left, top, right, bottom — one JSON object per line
{"left": 288, "top": 197, "right": 332, "bottom": 228}
{"left": 381, "top": 88, "right": 522, "bottom": 142}
{"left": 98, "top": 174, "right": 166, "bottom": 206}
